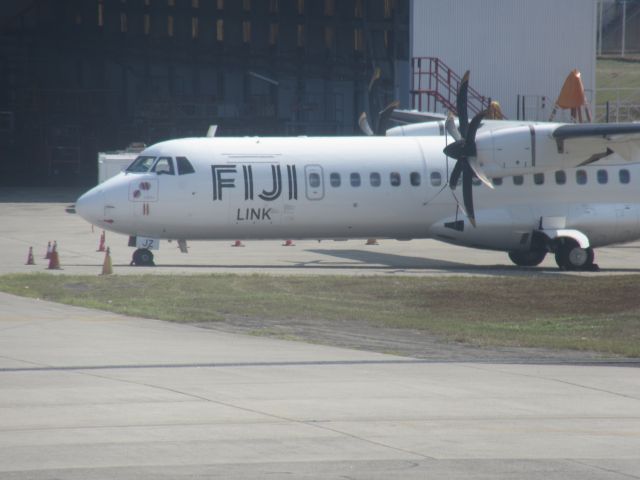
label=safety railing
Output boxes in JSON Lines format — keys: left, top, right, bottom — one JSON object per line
{"left": 411, "top": 57, "right": 490, "bottom": 115}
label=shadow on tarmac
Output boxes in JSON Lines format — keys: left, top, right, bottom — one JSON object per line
{"left": 307, "top": 248, "right": 505, "bottom": 270}
{"left": 72, "top": 246, "right": 640, "bottom": 275}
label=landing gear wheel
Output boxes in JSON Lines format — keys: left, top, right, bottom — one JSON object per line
{"left": 554, "top": 239, "right": 594, "bottom": 271}
{"left": 131, "top": 248, "right": 155, "bottom": 267}
{"left": 508, "top": 250, "right": 547, "bottom": 267}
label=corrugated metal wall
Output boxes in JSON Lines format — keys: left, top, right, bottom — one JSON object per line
{"left": 411, "top": 0, "right": 597, "bottom": 121}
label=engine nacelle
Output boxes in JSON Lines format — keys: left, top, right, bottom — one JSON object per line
{"left": 386, "top": 122, "right": 446, "bottom": 137}
{"left": 477, "top": 123, "right": 604, "bottom": 178}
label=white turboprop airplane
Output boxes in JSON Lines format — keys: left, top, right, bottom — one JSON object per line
{"left": 75, "top": 77, "right": 640, "bottom": 271}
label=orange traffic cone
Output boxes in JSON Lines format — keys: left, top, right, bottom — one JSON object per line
{"left": 366, "top": 239, "right": 379, "bottom": 245}
{"left": 282, "top": 239, "right": 295, "bottom": 247}
{"left": 96, "top": 231, "right": 106, "bottom": 252}
{"left": 44, "top": 241, "right": 52, "bottom": 259}
{"left": 25, "top": 247, "right": 35, "bottom": 265}
{"left": 100, "top": 247, "right": 113, "bottom": 275}
{"left": 231, "top": 240, "right": 245, "bottom": 247}
{"left": 47, "top": 242, "right": 61, "bottom": 270}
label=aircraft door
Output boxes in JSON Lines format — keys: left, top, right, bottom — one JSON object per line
{"left": 305, "top": 165, "right": 324, "bottom": 200}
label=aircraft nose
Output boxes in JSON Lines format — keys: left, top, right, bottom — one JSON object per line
{"left": 76, "top": 188, "right": 104, "bottom": 226}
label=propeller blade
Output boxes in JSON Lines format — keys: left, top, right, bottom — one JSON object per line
{"left": 367, "top": 68, "right": 382, "bottom": 132}
{"left": 464, "top": 111, "right": 485, "bottom": 151}
{"left": 450, "top": 188, "right": 468, "bottom": 218}
{"left": 358, "top": 112, "right": 375, "bottom": 136}
{"left": 368, "top": 67, "right": 381, "bottom": 92}
{"left": 445, "top": 112, "right": 462, "bottom": 141}
{"left": 468, "top": 157, "right": 494, "bottom": 189}
{"left": 457, "top": 70, "right": 470, "bottom": 138}
{"left": 462, "top": 163, "right": 476, "bottom": 227}
{"left": 376, "top": 100, "right": 400, "bottom": 135}
{"left": 206, "top": 125, "right": 218, "bottom": 137}
{"left": 449, "top": 160, "right": 463, "bottom": 190}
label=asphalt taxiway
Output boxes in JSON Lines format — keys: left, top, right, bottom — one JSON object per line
{"left": 1, "top": 292, "right": 639, "bottom": 479}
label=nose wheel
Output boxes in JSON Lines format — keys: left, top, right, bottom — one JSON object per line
{"left": 130, "top": 248, "right": 155, "bottom": 267}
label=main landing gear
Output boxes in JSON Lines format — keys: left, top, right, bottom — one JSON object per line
{"left": 130, "top": 248, "right": 155, "bottom": 267}
{"left": 508, "top": 239, "right": 598, "bottom": 271}
{"left": 508, "top": 250, "right": 547, "bottom": 267}
{"left": 553, "top": 238, "right": 597, "bottom": 271}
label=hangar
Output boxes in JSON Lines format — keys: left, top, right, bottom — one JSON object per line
{"left": 0, "top": 0, "right": 410, "bottom": 186}
{"left": 410, "top": 0, "right": 598, "bottom": 122}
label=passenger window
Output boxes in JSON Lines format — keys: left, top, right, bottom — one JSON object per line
{"left": 350, "top": 172, "right": 361, "bottom": 187}
{"left": 620, "top": 169, "right": 630, "bottom": 184}
{"left": 576, "top": 169, "right": 587, "bottom": 185}
{"left": 176, "top": 156, "right": 195, "bottom": 175}
{"left": 390, "top": 172, "right": 401, "bottom": 186}
{"left": 492, "top": 177, "right": 502, "bottom": 186}
{"left": 534, "top": 173, "right": 544, "bottom": 185}
{"left": 153, "top": 157, "right": 175, "bottom": 175}
{"left": 430, "top": 171, "right": 442, "bottom": 187}
{"left": 309, "top": 172, "right": 321, "bottom": 188}
{"left": 330, "top": 172, "right": 341, "bottom": 187}
{"left": 597, "top": 169, "right": 608, "bottom": 184}
{"left": 126, "top": 155, "right": 156, "bottom": 173}
{"left": 370, "top": 172, "right": 381, "bottom": 187}
{"left": 410, "top": 172, "right": 421, "bottom": 186}
{"left": 555, "top": 170, "right": 566, "bottom": 185}
{"left": 513, "top": 175, "right": 524, "bottom": 186}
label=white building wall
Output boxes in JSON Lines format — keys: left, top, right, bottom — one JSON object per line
{"left": 411, "top": 0, "right": 597, "bottom": 121}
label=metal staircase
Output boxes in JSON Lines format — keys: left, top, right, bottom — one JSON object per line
{"left": 410, "top": 57, "right": 490, "bottom": 115}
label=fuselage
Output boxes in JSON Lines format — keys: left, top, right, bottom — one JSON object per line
{"left": 76, "top": 135, "right": 640, "bottom": 253}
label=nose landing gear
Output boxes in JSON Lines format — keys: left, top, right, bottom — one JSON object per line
{"left": 130, "top": 248, "right": 155, "bottom": 267}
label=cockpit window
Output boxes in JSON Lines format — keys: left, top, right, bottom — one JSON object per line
{"left": 152, "top": 156, "right": 175, "bottom": 175}
{"left": 126, "top": 156, "right": 156, "bottom": 173}
{"left": 177, "top": 156, "right": 195, "bottom": 175}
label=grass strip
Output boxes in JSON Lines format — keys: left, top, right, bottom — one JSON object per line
{"left": 0, "top": 273, "right": 639, "bottom": 357}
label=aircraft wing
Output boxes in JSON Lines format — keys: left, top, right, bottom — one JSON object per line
{"left": 552, "top": 123, "right": 640, "bottom": 163}
{"left": 390, "top": 109, "right": 447, "bottom": 125}
{"left": 386, "top": 110, "right": 522, "bottom": 136}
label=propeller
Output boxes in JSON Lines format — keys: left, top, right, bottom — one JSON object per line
{"left": 358, "top": 111, "right": 375, "bottom": 136}
{"left": 443, "top": 71, "right": 493, "bottom": 227}
{"left": 368, "top": 66, "right": 381, "bottom": 91}
{"left": 359, "top": 101, "right": 400, "bottom": 136}
{"left": 359, "top": 68, "right": 399, "bottom": 136}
